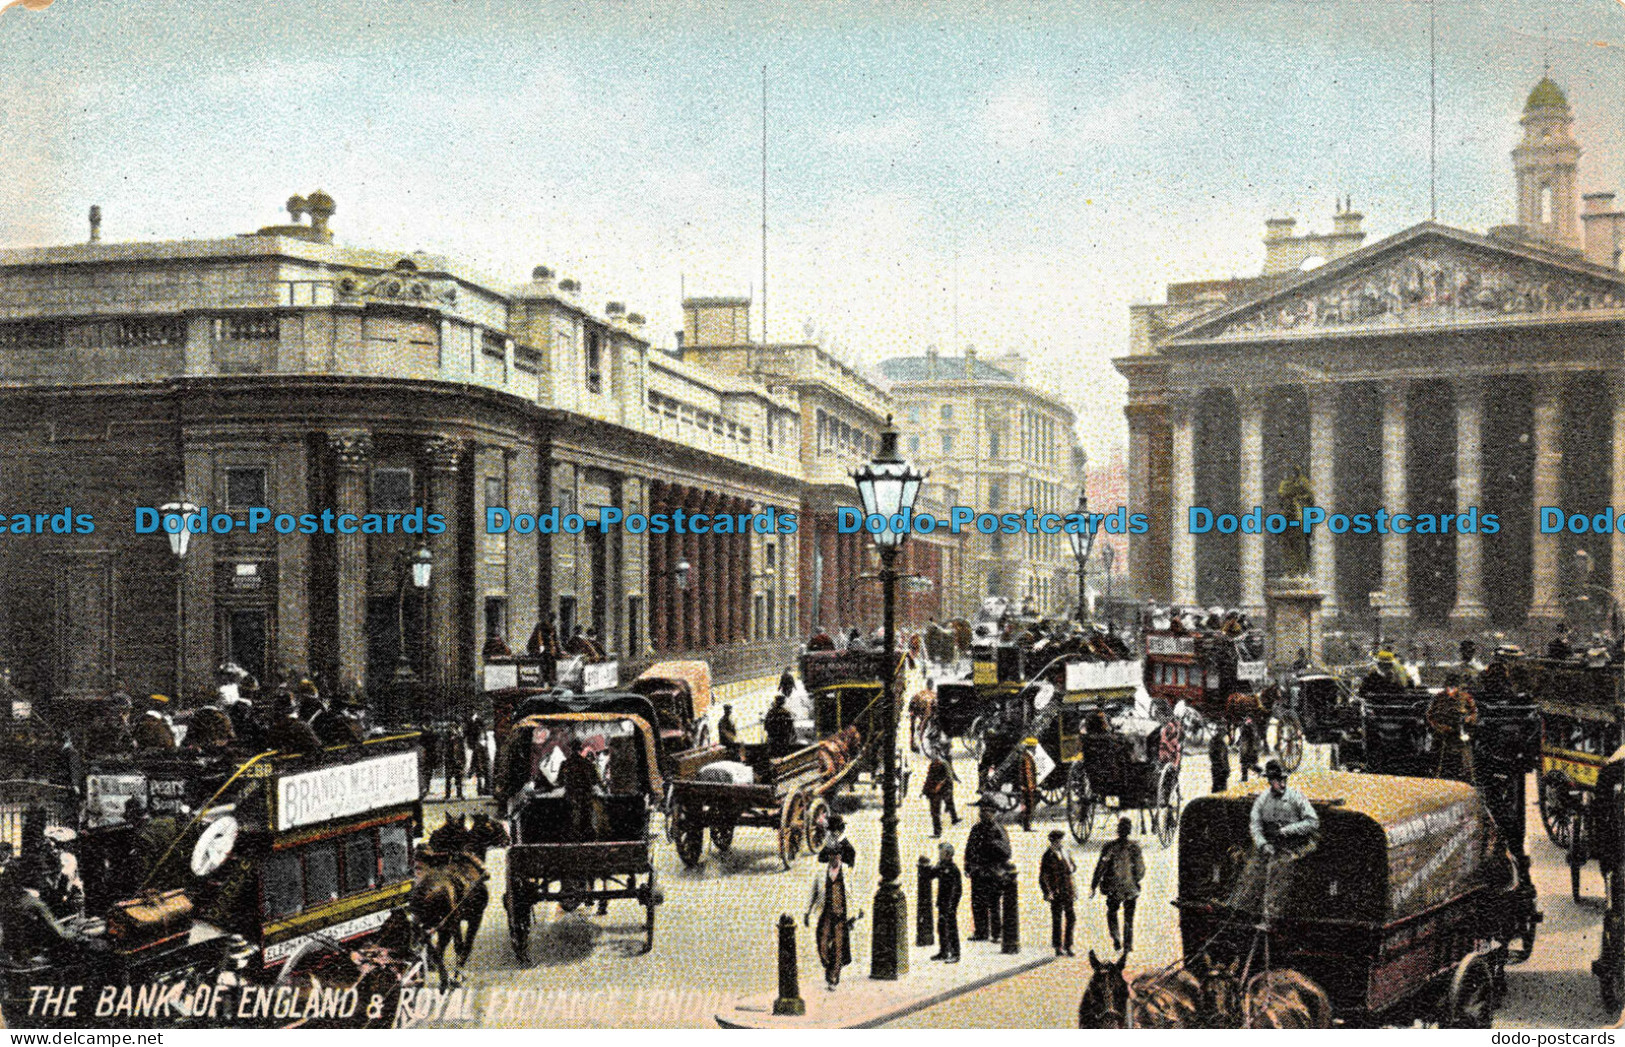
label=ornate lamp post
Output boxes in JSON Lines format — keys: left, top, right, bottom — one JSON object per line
{"left": 159, "top": 499, "right": 200, "bottom": 701}
{"left": 1066, "top": 491, "right": 1096, "bottom": 624}
{"left": 1102, "top": 541, "right": 1117, "bottom": 625}
{"left": 851, "top": 417, "right": 925, "bottom": 981}
{"left": 393, "top": 545, "right": 433, "bottom": 684}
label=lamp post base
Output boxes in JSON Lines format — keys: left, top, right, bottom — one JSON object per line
{"left": 870, "top": 880, "right": 909, "bottom": 981}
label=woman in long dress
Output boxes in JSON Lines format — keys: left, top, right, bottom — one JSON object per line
{"left": 804, "top": 815, "right": 857, "bottom": 989}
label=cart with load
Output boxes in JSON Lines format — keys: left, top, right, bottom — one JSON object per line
{"left": 1175, "top": 772, "right": 1536, "bottom": 1027}
{"left": 496, "top": 708, "right": 665, "bottom": 959}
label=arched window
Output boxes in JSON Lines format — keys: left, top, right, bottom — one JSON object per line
{"left": 1540, "top": 184, "right": 1554, "bottom": 224}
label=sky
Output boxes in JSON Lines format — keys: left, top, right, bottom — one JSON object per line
{"left": 2, "top": 0, "right": 1624, "bottom": 460}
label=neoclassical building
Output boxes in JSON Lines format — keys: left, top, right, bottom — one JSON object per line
{"left": 1116, "top": 78, "right": 1625, "bottom": 640}
{"left": 0, "top": 198, "right": 805, "bottom": 705}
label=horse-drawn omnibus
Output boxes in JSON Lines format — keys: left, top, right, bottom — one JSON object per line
{"left": 1143, "top": 624, "right": 1303, "bottom": 770}
{"left": 1503, "top": 657, "right": 1625, "bottom": 851}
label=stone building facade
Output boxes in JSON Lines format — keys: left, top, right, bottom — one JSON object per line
{"left": 878, "top": 349, "right": 1084, "bottom": 619}
{"left": 0, "top": 204, "right": 802, "bottom": 706}
{"left": 1116, "top": 78, "right": 1625, "bottom": 642}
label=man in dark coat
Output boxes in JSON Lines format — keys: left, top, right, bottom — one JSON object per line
{"left": 266, "top": 697, "right": 322, "bottom": 754}
{"left": 1016, "top": 739, "right": 1041, "bottom": 832}
{"left": 1039, "top": 829, "right": 1077, "bottom": 956}
{"left": 717, "top": 705, "right": 741, "bottom": 756}
{"left": 559, "top": 741, "right": 603, "bottom": 841}
{"left": 131, "top": 695, "right": 177, "bottom": 750}
{"left": 923, "top": 749, "right": 960, "bottom": 838}
{"left": 464, "top": 714, "right": 491, "bottom": 795}
{"left": 930, "top": 840, "right": 962, "bottom": 962}
{"left": 1091, "top": 817, "right": 1145, "bottom": 953}
{"left": 965, "top": 797, "right": 1012, "bottom": 942}
{"left": 804, "top": 815, "right": 857, "bottom": 989}
{"left": 1209, "top": 729, "right": 1231, "bottom": 793}
{"left": 763, "top": 693, "right": 797, "bottom": 758}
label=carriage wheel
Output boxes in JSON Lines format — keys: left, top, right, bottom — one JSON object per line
{"left": 1066, "top": 766, "right": 1095, "bottom": 845}
{"left": 1270, "top": 713, "right": 1304, "bottom": 772}
{"left": 804, "top": 795, "right": 831, "bottom": 855}
{"left": 662, "top": 784, "right": 678, "bottom": 843}
{"left": 1040, "top": 784, "right": 1066, "bottom": 807}
{"left": 1155, "top": 763, "right": 1181, "bottom": 849}
{"left": 1444, "top": 952, "right": 1496, "bottom": 1028}
{"left": 779, "top": 792, "right": 808, "bottom": 869}
{"left": 504, "top": 890, "right": 531, "bottom": 963}
{"left": 673, "top": 807, "right": 706, "bottom": 868}
{"left": 1537, "top": 775, "right": 1575, "bottom": 850}
{"left": 709, "top": 823, "right": 735, "bottom": 853}
{"left": 966, "top": 716, "right": 987, "bottom": 759}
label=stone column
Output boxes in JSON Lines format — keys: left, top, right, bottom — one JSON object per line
{"left": 274, "top": 436, "right": 312, "bottom": 676}
{"left": 425, "top": 435, "right": 463, "bottom": 694}
{"left": 1528, "top": 374, "right": 1565, "bottom": 624}
{"left": 1308, "top": 385, "right": 1338, "bottom": 616}
{"left": 681, "top": 488, "right": 700, "bottom": 650}
{"left": 1449, "top": 378, "right": 1491, "bottom": 628}
{"left": 731, "top": 498, "right": 748, "bottom": 641}
{"left": 1613, "top": 374, "right": 1625, "bottom": 616}
{"left": 1379, "top": 382, "right": 1412, "bottom": 628}
{"left": 1237, "top": 388, "right": 1266, "bottom": 617}
{"left": 1170, "top": 394, "right": 1197, "bottom": 606}
{"left": 819, "top": 522, "right": 840, "bottom": 631}
{"left": 329, "top": 431, "right": 372, "bottom": 696}
{"left": 648, "top": 483, "right": 667, "bottom": 651}
{"left": 697, "top": 492, "right": 716, "bottom": 650}
{"left": 1125, "top": 405, "right": 1153, "bottom": 600}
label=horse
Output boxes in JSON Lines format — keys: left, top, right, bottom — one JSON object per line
{"left": 412, "top": 844, "right": 491, "bottom": 986}
{"left": 1079, "top": 950, "right": 1131, "bottom": 1028}
{"left": 1080, "top": 950, "right": 1241, "bottom": 1029}
{"left": 1242, "top": 969, "right": 1333, "bottom": 1028}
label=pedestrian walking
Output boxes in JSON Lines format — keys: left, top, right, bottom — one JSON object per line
{"left": 1017, "top": 738, "right": 1041, "bottom": 832}
{"left": 923, "top": 750, "right": 960, "bottom": 838}
{"left": 1039, "top": 829, "right": 1076, "bottom": 956}
{"left": 464, "top": 713, "right": 491, "bottom": 795}
{"left": 930, "top": 841, "right": 962, "bottom": 963}
{"left": 965, "top": 797, "right": 1012, "bottom": 942}
{"left": 1209, "top": 729, "right": 1231, "bottom": 793}
{"left": 1090, "top": 817, "right": 1145, "bottom": 953}
{"left": 804, "top": 815, "right": 857, "bottom": 990}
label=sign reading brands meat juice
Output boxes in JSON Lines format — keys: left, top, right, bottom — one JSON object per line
{"left": 275, "top": 751, "right": 420, "bottom": 831}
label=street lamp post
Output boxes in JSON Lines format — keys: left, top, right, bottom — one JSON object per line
{"left": 393, "top": 545, "right": 434, "bottom": 684}
{"left": 852, "top": 417, "right": 925, "bottom": 982}
{"left": 159, "top": 500, "right": 200, "bottom": 702}
{"left": 1102, "top": 541, "right": 1117, "bottom": 624}
{"left": 1067, "top": 491, "right": 1096, "bottom": 624}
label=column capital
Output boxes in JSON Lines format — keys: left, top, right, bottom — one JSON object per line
{"left": 1382, "top": 379, "right": 1410, "bottom": 408}
{"left": 1451, "top": 375, "right": 1485, "bottom": 399}
{"left": 1307, "top": 382, "right": 1339, "bottom": 412}
{"left": 424, "top": 434, "right": 463, "bottom": 472}
{"left": 1232, "top": 386, "right": 1265, "bottom": 414}
{"left": 1534, "top": 370, "right": 1566, "bottom": 401}
{"left": 328, "top": 430, "right": 373, "bottom": 467}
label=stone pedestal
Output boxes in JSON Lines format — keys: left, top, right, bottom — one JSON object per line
{"left": 1266, "top": 575, "right": 1327, "bottom": 667}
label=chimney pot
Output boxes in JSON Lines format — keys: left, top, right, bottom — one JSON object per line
{"left": 88, "top": 205, "right": 102, "bottom": 244}
{"left": 532, "top": 265, "right": 554, "bottom": 281}
{"left": 559, "top": 278, "right": 580, "bottom": 293}
{"left": 606, "top": 301, "right": 626, "bottom": 316}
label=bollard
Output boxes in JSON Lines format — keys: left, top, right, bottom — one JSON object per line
{"left": 1001, "top": 866, "right": 1020, "bottom": 954}
{"left": 917, "top": 857, "right": 935, "bottom": 947}
{"left": 773, "top": 913, "right": 806, "bottom": 1016}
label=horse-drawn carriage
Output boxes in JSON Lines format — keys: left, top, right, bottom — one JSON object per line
{"left": 1063, "top": 714, "right": 1182, "bottom": 848}
{"left": 628, "top": 661, "right": 713, "bottom": 765}
{"left": 1502, "top": 657, "right": 1625, "bottom": 852}
{"left": 495, "top": 704, "right": 664, "bottom": 959}
{"left": 1175, "top": 772, "right": 1536, "bottom": 1027}
{"left": 1144, "top": 625, "right": 1304, "bottom": 770}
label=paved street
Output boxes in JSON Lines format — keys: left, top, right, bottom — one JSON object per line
{"left": 414, "top": 689, "right": 1619, "bottom": 1029}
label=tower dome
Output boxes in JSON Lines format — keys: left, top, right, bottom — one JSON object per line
{"left": 1525, "top": 76, "right": 1569, "bottom": 112}
{"left": 1513, "top": 76, "right": 1581, "bottom": 251}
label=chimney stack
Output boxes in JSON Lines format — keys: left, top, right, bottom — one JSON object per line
{"left": 1582, "top": 192, "right": 1625, "bottom": 270}
{"left": 88, "top": 205, "right": 101, "bottom": 243}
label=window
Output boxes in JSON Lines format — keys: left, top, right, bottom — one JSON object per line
{"left": 379, "top": 823, "right": 413, "bottom": 883}
{"left": 941, "top": 431, "right": 954, "bottom": 454}
{"left": 989, "top": 431, "right": 1001, "bottom": 459}
{"left": 585, "top": 329, "right": 603, "bottom": 393}
{"left": 1541, "top": 184, "right": 1554, "bottom": 224}
{"left": 225, "top": 466, "right": 267, "bottom": 509}
{"left": 988, "top": 482, "right": 1001, "bottom": 508}
{"left": 343, "top": 834, "right": 378, "bottom": 895}
{"left": 628, "top": 596, "right": 642, "bottom": 655}
{"left": 940, "top": 404, "right": 953, "bottom": 421}
{"left": 765, "top": 543, "right": 777, "bottom": 573}
{"left": 303, "top": 842, "right": 340, "bottom": 907}
{"left": 484, "top": 597, "right": 507, "bottom": 646}
{"left": 908, "top": 436, "right": 921, "bottom": 454}
{"left": 482, "top": 330, "right": 506, "bottom": 359}
{"left": 214, "top": 314, "right": 280, "bottom": 341}
{"left": 906, "top": 407, "right": 921, "bottom": 425}
{"left": 262, "top": 851, "right": 304, "bottom": 919}
{"left": 371, "top": 467, "right": 414, "bottom": 511}
{"left": 485, "top": 476, "right": 504, "bottom": 512}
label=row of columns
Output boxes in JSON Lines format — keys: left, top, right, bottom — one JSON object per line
{"left": 647, "top": 481, "right": 753, "bottom": 653}
{"left": 1167, "top": 373, "right": 1625, "bottom": 626}
{"left": 812, "top": 517, "right": 874, "bottom": 634}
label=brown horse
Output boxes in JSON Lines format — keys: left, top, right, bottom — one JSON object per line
{"left": 1079, "top": 950, "right": 1131, "bottom": 1028}
{"left": 412, "top": 814, "right": 508, "bottom": 985}
{"left": 1080, "top": 951, "right": 1243, "bottom": 1029}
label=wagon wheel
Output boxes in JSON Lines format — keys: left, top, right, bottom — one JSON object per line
{"left": 1537, "top": 774, "right": 1576, "bottom": 850}
{"left": 1155, "top": 763, "right": 1181, "bottom": 849}
{"left": 804, "top": 795, "right": 831, "bottom": 855}
{"left": 779, "top": 791, "right": 809, "bottom": 869}
{"left": 1066, "top": 765, "right": 1095, "bottom": 845}
{"left": 673, "top": 806, "right": 706, "bottom": 868}
{"left": 965, "top": 715, "right": 988, "bottom": 759}
{"left": 662, "top": 783, "right": 677, "bottom": 843}
{"left": 1040, "top": 782, "right": 1066, "bottom": 807}
{"left": 709, "top": 823, "right": 735, "bottom": 853}
{"left": 1443, "top": 952, "right": 1497, "bottom": 1028}
{"left": 1601, "top": 917, "right": 1624, "bottom": 1014}
{"left": 504, "top": 889, "right": 531, "bottom": 963}
{"left": 1270, "top": 712, "right": 1304, "bottom": 772}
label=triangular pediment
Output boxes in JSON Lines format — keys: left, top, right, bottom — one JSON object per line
{"left": 1163, "top": 223, "right": 1625, "bottom": 346}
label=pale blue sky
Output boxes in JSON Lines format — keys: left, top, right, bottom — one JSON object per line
{"left": 3, "top": 0, "right": 1623, "bottom": 456}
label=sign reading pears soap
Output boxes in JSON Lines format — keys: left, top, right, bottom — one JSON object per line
{"left": 275, "top": 751, "right": 420, "bottom": 831}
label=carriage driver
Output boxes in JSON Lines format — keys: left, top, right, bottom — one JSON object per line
{"left": 1244, "top": 759, "right": 1320, "bottom": 930}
